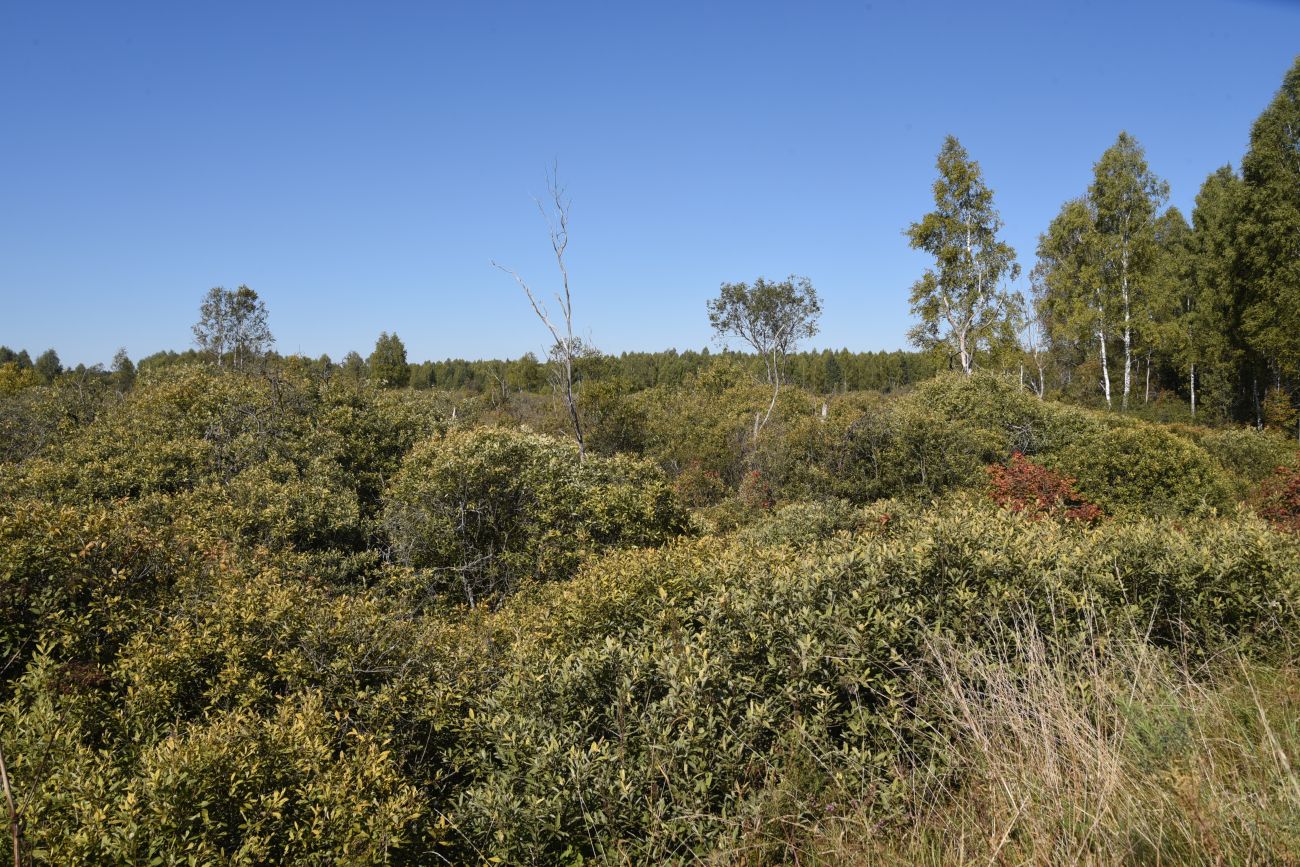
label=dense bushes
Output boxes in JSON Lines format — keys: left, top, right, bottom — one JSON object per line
{"left": 2, "top": 361, "right": 1299, "bottom": 863}
{"left": 448, "top": 503, "right": 1300, "bottom": 862}
{"left": 383, "top": 427, "right": 689, "bottom": 605}
{"left": 987, "top": 452, "right": 1101, "bottom": 521}
{"left": 1051, "top": 424, "right": 1234, "bottom": 516}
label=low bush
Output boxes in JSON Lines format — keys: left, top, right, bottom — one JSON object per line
{"left": 1197, "top": 425, "right": 1298, "bottom": 486}
{"left": 833, "top": 402, "right": 1002, "bottom": 503}
{"left": 447, "top": 503, "right": 1300, "bottom": 862}
{"left": 383, "top": 427, "right": 689, "bottom": 605}
{"left": 987, "top": 452, "right": 1101, "bottom": 522}
{"left": 906, "top": 371, "right": 1101, "bottom": 456}
{"left": 1253, "top": 465, "right": 1300, "bottom": 532}
{"left": 1051, "top": 424, "right": 1234, "bottom": 517}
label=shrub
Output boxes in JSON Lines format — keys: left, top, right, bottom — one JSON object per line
{"left": 383, "top": 427, "right": 688, "bottom": 605}
{"left": 987, "top": 452, "right": 1101, "bottom": 522}
{"left": 835, "top": 402, "right": 1002, "bottom": 502}
{"left": 1196, "top": 426, "right": 1298, "bottom": 487}
{"left": 1051, "top": 424, "right": 1234, "bottom": 517}
{"left": 1253, "top": 465, "right": 1300, "bottom": 532}
{"left": 450, "top": 503, "right": 1300, "bottom": 862}
{"left": 734, "top": 498, "right": 900, "bottom": 549}
{"left": 738, "top": 469, "right": 774, "bottom": 512}
{"left": 906, "top": 371, "right": 1101, "bottom": 456}
{"left": 671, "top": 461, "right": 727, "bottom": 507}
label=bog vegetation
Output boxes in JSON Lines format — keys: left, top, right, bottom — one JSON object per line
{"left": 1, "top": 57, "right": 1299, "bottom": 867}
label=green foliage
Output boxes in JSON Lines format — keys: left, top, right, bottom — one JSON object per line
{"left": 906, "top": 371, "right": 1100, "bottom": 455}
{"left": 907, "top": 136, "right": 1021, "bottom": 374}
{"left": 383, "top": 427, "right": 689, "bottom": 605}
{"left": 450, "top": 503, "right": 1299, "bottom": 862}
{"left": 733, "top": 498, "right": 894, "bottom": 549}
{"left": 1187, "top": 424, "right": 1298, "bottom": 487}
{"left": 367, "top": 331, "right": 410, "bottom": 388}
{"left": 707, "top": 276, "right": 822, "bottom": 387}
{"left": 1239, "top": 57, "right": 1300, "bottom": 376}
{"left": 3, "top": 348, "right": 1299, "bottom": 864}
{"left": 0, "top": 362, "right": 41, "bottom": 395}
{"left": 193, "top": 285, "right": 274, "bottom": 369}
{"left": 1051, "top": 423, "right": 1234, "bottom": 517}
{"left": 578, "top": 377, "right": 648, "bottom": 456}
{"left": 33, "top": 348, "right": 62, "bottom": 384}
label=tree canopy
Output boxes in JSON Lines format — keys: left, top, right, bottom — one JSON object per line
{"left": 907, "top": 135, "right": 1020, "bottom": 375}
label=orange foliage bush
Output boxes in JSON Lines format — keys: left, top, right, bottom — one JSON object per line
{"left": 987, "top": 452, "right": 1102, "bottom": 523}
{"left": 1253, "top": 465, "right": 1300, "bottom": 532}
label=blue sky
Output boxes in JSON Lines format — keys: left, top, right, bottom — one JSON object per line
{"left": 2, "top": 0, "right": 1297, "bottom": 367}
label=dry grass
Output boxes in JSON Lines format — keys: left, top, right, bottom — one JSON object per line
{"left": 722, "top": 619, "right": 1300, "bottom": 866}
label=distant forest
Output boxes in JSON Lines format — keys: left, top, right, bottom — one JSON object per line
{"left": 0, "top": 343, "right": 940, "bottom": 396}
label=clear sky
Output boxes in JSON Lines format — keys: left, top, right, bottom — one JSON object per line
{"left": 2, "top": 0, "right": 1297, "bottom": 367}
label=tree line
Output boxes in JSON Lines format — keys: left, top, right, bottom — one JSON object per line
{"left": 908, "top": 57, "right": 1300, "bottom": 434}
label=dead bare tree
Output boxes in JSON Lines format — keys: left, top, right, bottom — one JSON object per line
{"left": 493, "top": 168, "right": 586, "bottom": 460}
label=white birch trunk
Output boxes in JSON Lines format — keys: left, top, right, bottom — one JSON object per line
{"left": 1120, "top": 257, "right": 1132, "bottom": 411}
{"left": 1098, "top": 326, "right": 1112, "bottom": 409}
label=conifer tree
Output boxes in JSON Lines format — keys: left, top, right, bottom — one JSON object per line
{"left": 1239, "top": 57, "right": 1300, "bottom": 392}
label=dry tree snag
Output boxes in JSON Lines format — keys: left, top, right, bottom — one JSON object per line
{"left": 493, "top": 168, "right": 587, "bottom": 460}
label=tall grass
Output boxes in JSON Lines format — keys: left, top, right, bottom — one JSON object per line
{"left": 721, "top": 618, "right": 1300, "bottom": 866}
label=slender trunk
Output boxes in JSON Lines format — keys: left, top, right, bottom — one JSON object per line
{"left": 963, "top": 218, "right": 978, "bottom": 377}
{"left": 1253, "top": 374, "right": 1262, "bottom": 429}
{"left": 1098, "top": 325, "right": 1112, "bottom": 409}
{"left": 0, "top": 737, "right": 19, "bottom": 867}
{"left": 563, "top": 355, "right": 585, "bottom": 461}
{"left": 957, "top": 325, "right": 971, "bottom": 376}
{"left": 1121, "top": 259, "right": 1132, "bottom": 411}
{"left": 756, "top": 380, "right": 779, "bottom": 442}
{"left": 1190, "top": 363, "right": 1197, "bottom": 418}
{"left": 1144, "top": 354, "right": 1151, "bottom": 403}
{"left": 754, "top": 349, "right": 781, "bottom": 441}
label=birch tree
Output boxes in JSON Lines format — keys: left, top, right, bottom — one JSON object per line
{"left": 906, "top": 136, "right": 1020, "bottom": 375}
{"left": 1034, "top": 198, "right": 1113, "bottom": 407}
{"left": 192, "top": 285, "right": 273, "bottom": 370}
{"left": 1088, "top": 132, "right": 1169, "bottom": 410}
{"left": 707, "top": 275, "right": 821, "bottom": 438}
{"left": 493, "top": 170, "right": 588, "bottom": 460}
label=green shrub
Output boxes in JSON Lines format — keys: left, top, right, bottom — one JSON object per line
{"left": 833, "top": 401, "right": 1002, "bottom": 502}
{"left": 449, "top": 503, "right": 1300, "bottom": 862}
{"left": 383, "top": 427, "right": 688, "bottom": 605}
{"left": 1196, "top": 426, "right": 1298, "bottom": 486}
{"left": 1051, "top": 424, "right": 1235, "bottom": 517}
{"left": 906, "top": 371, "right": 1101, "bottom": 456}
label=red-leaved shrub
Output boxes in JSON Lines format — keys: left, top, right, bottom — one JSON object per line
{"left": 987, "top": 452, "right": 1102, "bottom": 523}
{"left": 1253, "top": 465, "right": 1300, "bottom": 532}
